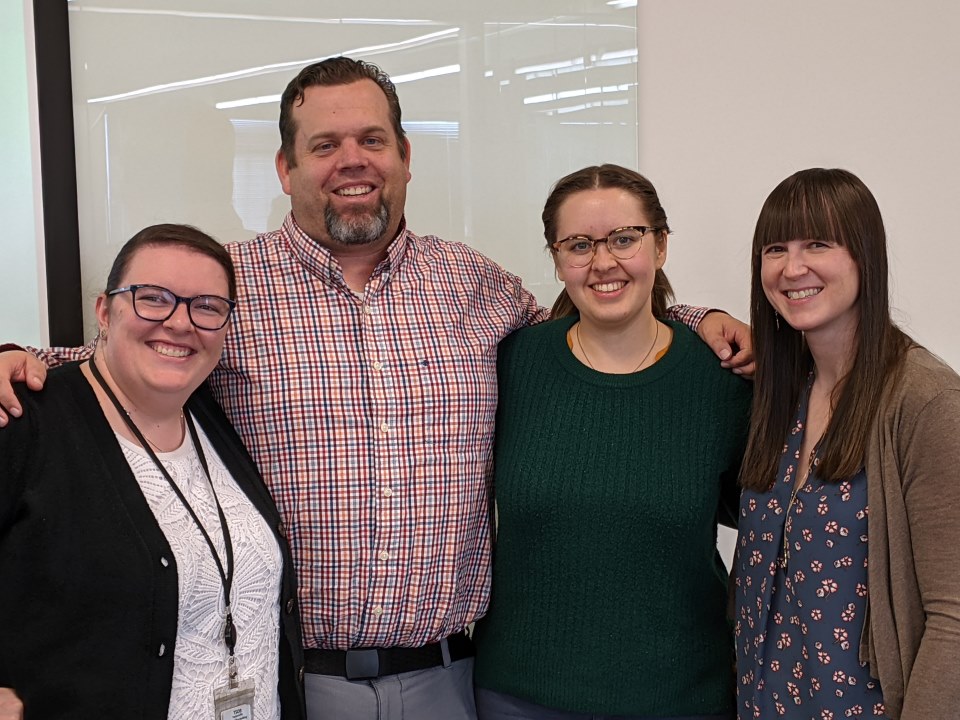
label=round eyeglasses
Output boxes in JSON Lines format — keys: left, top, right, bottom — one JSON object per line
{"left": 552, "top": 225, "right": 660, "bottom": 268}
{"left": 107, "top": 284, "right": 236, "bottom": 331}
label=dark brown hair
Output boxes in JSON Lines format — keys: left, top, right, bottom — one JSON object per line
{"left": 279, "top": 56, "right": 407, "bottom": 168}
{"left": 740, "top": 168, "right": 912, "bottom": 491}
{"left": 106, "top": 224, "right": 236, "bottom": 299}
{"left": 543, "top": 164, "right": 674, "bottom": 319}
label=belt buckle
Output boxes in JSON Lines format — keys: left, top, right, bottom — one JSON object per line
{"left": 345, "top": 649, "right": 380, "bottom": 680}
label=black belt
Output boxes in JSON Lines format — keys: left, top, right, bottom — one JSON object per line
{"left": 304, "top": 632, "right": 475, "bottom": 680}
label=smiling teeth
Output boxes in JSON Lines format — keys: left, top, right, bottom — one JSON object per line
{"left": 153, "top": 344, "right": 191, "bottom": 358}
{"left": 593, "top": 282, "right": 625, "bottom": 292}
{"left": 786, "top": 288, "right": 821, "bottom": 300}
{"left": 336, "top": 186, "right": 372, "bottom": 196}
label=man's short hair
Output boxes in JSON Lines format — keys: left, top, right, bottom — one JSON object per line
{"left": 279, "top": 56, "right": 407, "bottom": 167}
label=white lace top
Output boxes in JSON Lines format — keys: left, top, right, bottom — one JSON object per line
{"left": 117, "top": 417, "right": 283, "bottom": 720}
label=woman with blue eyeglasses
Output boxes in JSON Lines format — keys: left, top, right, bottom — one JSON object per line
{"left": 473, "top": 165, "right": 751, "bottom": 720}
{"left": 0, "top": 225, "right": 305, "bottom": 720}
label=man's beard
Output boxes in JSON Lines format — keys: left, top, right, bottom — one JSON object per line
{"left": 325, "top": 203, "right": 390, "bottom": 246}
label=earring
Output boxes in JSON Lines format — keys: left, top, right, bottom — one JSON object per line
{"left": 99, "top": 328, "right": 108, "bottom": 342}
{"left": 774, "top": 310, "right": 781, "bottom": 331}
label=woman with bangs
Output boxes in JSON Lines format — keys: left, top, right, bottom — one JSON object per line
{"left": 735, "top": 168, "right": 960, "bottom": 719}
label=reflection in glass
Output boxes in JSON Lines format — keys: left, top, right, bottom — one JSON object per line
{"left": 69, "top": 2, "right": 639, "bottom": 335}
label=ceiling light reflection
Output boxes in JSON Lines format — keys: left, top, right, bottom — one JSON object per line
{"left": 89, "top": 28, "right": 460, "bottom": 105}
{"left": 514, "top": 58, "right": 584, "bottom": 75}
{"left": 600, "top": 48, "right": 637, "bottom": 61}
{"left": 523, "top": 83, "right": 633, "bottom": 105}
{"left": 554, "top": 98, "right": 630, "bottom": 114}
{"left": 404, "top": 121, "right": 459, "bottom": 137}
{"left": 514, "top": 49, "right": 635, "bottom": 80}
{"left": 391, "top": 65, "right": 460, "bottom": 84}
{"left": 217, "top": 95, "right": 280, "bottom": 110}
{"left": 71, "top": 6, "right": 438, "bottom": 26}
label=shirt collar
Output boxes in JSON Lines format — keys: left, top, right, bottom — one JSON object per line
{"left": 281, "top": 212, "right": 410, "bottom": 290}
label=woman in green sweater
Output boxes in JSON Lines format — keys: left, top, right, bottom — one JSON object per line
{"left": 472, "top": 164, "right": 751, "bottom": 719}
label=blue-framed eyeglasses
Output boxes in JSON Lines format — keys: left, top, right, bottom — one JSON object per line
{"left": 107, "top": 284, "right": 236, "bottom": 331}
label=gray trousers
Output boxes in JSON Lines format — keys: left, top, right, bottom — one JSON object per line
{"left": 305, "top": 657, "right": 477, "bottom": 720}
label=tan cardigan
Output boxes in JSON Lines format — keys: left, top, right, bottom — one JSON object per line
{"left": 863, "top": 347, "right": 960, "bottom": 719}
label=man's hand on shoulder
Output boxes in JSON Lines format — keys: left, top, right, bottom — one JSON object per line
{"left": 697, "top": 311, "right": 755, "bottom": 378}
{"left": 0, "top": 350, "right": 48, "bottom": 427}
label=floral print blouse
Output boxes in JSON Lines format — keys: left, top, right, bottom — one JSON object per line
{"left": 735, "top": 381, "right": 887, "bottom": 719}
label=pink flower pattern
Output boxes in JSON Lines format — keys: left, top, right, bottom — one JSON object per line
{"left": 735, "top": 379, "right": 887, "bottom": 718}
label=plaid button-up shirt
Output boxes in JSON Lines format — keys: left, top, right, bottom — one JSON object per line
{"left": 215, "top": 214, "right": 546, "bottom": 649}
{"left": 35, "top": 213, "right": 706, "bottom": 650}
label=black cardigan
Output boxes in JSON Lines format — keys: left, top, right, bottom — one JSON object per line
{"left": 0, "top": 362, "right": 305, "bottom": 719}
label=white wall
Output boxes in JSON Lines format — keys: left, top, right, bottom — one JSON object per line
{"left": 635, "top": 0, "right": 960, "bottom": 563}
{"left": 637, "top": 0, "right": 960, "bottom": 371}
{"left": 0, "top": 0, "right": 46, "bottom": 345}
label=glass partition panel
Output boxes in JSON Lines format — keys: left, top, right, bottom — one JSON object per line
{"left": 68, "top": 1, "right": 639, "bottom": 334}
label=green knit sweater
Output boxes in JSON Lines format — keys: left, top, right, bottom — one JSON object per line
{"left": 473, "top": 316, "right": 751, "bottom": 716}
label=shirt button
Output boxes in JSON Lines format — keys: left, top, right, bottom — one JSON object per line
{"left": 380, "top": 422, "right": 390, "bottom": 433}
{"left": 160, "top": 556, "right": 169, "bottom": 568}
{"left": 286, "top": 598, "right": 295, "bottom": 614}
{"left": 373, "top": 361, "right": 383, "bottom": 371}
{"left": 363, "top": 305, "right": 373, "bottom": 315}
{"left": 383, "top": 487, "right": 394, "bottom": 498}
{"left": 158, "top": 643, "right": 166, "bottom": 657}
{"left": 378, "top": 551, "right": 390, "bottom": 562}
{"left": 372, "top": 606, "right": 384, "bottom": 617}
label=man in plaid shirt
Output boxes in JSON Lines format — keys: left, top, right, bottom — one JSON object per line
{"left": 0, "top": 57, "right": 752, "bottom": 720}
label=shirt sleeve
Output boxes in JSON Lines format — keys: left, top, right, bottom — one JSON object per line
{"left": 25, "top": 340, "right": 96, "bottom": 368}
{"left": 665, "top": 304, "right": 711, "bottom": 331}
{"left": 504, "top": 271, "right": 549, "bottom": 329}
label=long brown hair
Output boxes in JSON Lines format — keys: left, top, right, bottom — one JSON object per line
{"left": 543, "top": 164, "right": 675, "bottom": 319}
{"left": 740, "top": 168, "right": 912, "bottom": 491}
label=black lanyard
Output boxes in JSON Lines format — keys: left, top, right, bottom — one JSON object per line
{"left": 88, "top": 357, "right": 239, "bottom": 659}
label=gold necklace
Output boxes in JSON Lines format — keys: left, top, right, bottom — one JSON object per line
{"left": 781, "top": 444, "right": 820, "bottom": 571}
{"left": 576, "top": 321, "right": 660, "bottom": 374}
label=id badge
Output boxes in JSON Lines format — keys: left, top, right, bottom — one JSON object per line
{"left": 213, "top": 678, "right": 256, "bottom": 720}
